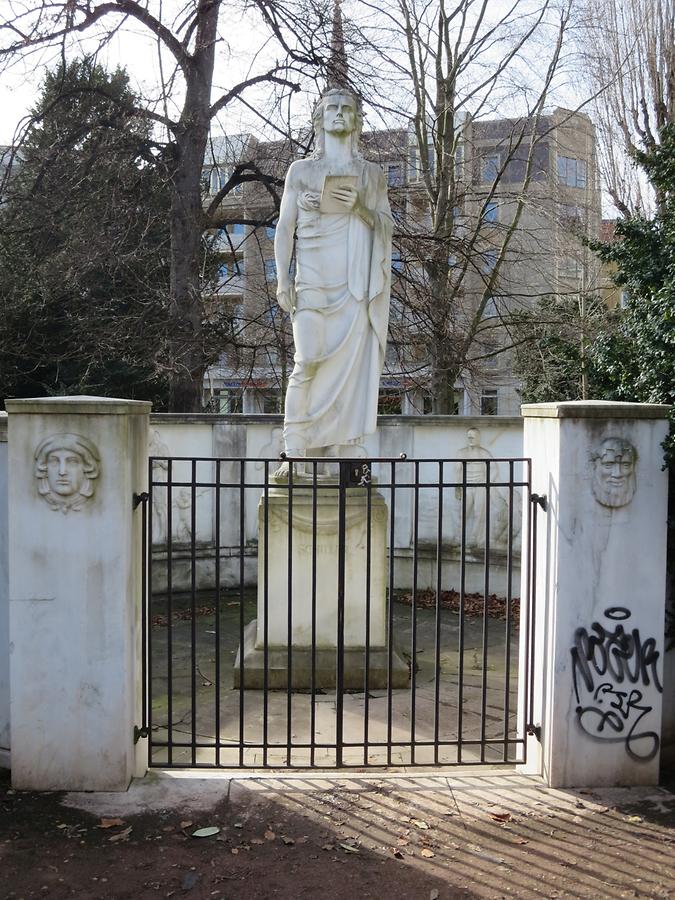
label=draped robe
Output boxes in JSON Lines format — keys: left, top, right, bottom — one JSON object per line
{"left": 284, "top": 160, "right": 393, "bottom": 450}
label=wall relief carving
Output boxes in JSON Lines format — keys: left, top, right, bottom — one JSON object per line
{"left": 590, "top": 437, "right": 637, "bottom": 508}
{"left": 34, "top": 433, "right": 101, "bottom": 513}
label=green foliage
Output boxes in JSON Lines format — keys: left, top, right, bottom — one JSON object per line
{"left": 511, "top": 294, "right": 615, "bottom": 404}
{"left": 591, "top": 126, "right": 675, "bottom": 411}
{"left": 0, "top": 59, "right": 173, "bottom": 407}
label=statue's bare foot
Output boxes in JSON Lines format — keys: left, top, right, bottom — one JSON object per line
{"left": 271, "top": 461, "right": 289, "bottom": 482}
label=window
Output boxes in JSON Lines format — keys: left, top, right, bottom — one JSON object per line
{"left": 230, "top": 223, "right": 245, "bottom": 237}
{"left": 480, "top": 389, "right": 499, "bottom": 416}
{"left": 217, "top": 263, "right": 230, "bottom": 282}
{"left": 209, "top": 168, "right": 227, "bottom": 195}
{"left": 483, "top": 201, "right": 499, "bottom": 223}
{"left": 561, "top": 203, "right": 583, "bottom": 221}
{"left": 391, "top": 250, "right": 404, "bottom": 273}
{"left": 265, "top": 225, "right": 276, "bottom": 241}
{"left": 252, "top": 388, "right": 280, "bottom": 413}
{"left": 264, "top": 259, "right": 277, "bottom": 281}
{"left": 387, "top": 163, "right": 404, "bottom": 187}
{"left": 557, "top": 155, "right": 587, "bottom": 188}
{"left": 481, "top": 249, "right": 498, "bottom": 274}
{"left": 213, "top": 388, "right": 243, "bottom": 414}
{"left": 378, "top": 389, "right": 402, "bottom": 415}
{"left": 559, "top": 255, "right": 582, "bottom": 278}
{"left": 235, "top": 257, "right": 245, "bottom": 276}
{"left": 483, "top": 296, "right": 498, "bottom": 318}
{"left": 481, "top": 153, "right": 500, "bottom": 183}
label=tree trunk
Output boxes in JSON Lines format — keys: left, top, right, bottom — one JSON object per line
{"left": 166, "top": 1, "right": 219, "bottom": 413}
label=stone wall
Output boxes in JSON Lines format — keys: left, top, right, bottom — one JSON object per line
{"left": 148, "top": 413, "right": 525, "bottom": 596}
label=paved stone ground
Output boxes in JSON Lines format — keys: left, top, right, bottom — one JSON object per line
{"left": 149, "top": 599, "right": 519, "bottom": 768}
{"left": 3, "top": 767, "right": 675, "bottom": 899}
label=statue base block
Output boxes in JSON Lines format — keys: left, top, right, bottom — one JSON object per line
{"left": 234, "top": 479, "right": 408, "bottom": 690}
{"left": 234, "top": 620, "right": 409, "bottom": 690}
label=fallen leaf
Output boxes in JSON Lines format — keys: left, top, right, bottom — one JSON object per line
{"left": 514, "top": 838, "right": 529, "bottom": 845}
{"left": 192, "top": 827, "right": 220, "bottom": 839}
{"left": 627, "top": 815, "right": 643, "bottom": 823}
{"left": 392, "top": 848, "right": 404, "bottom": 859}
{"left": 430, "top": 891, "right": 440, "bottom": 900}
{"left": 411, "top": 819, "right": 430, "bottom": 830}
{"left": 420, "top": 848, "right": 435, "bottom": 858}
{"left": 296, "top": 836, "right": 308, "bottom": 844}
{"left": 97, "top": 818, "right": 126, "bottom": 829}
{"left": 321, "top": 844, "right": 334, "bottom": 851}
{"left": 264, "top": 830, "right": 276, "bottom": 841}
{"left": 230, "top": 848, "right": 239, "bottom": 855}
{"left": 489, "top": 812, "right": 512, "bottom": 823}
{"left": 180, "top": 821, "right": 192, "bottom": 829}
{"left": 340, "top": 842, "right": 359, "bottom": 854}
{"left": 233, "top": 822, "right": 244, "bottom": 829}
{"left": 281, "top": 836, "right": 295, "bottom": 845}
{"left": 250, "top": 838, "right": 264, "bottom": 845}
{"left": 108, "top": 826, "right": 133, "bottom": 843}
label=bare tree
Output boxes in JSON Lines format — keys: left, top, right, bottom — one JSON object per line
{"left": 577, "top": 0, "right": 675, "bottom": 215}
{"left": 345, "top": 0, "right": 582, "bottom": 414}
{"left": 0, "top": 0, "right": 325, "bottom": 411}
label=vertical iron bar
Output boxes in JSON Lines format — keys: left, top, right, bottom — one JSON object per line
{"left": 386, "top": 461, "right": 397, "bottom": 767}
{"left": 503, "top": 460, "right": 514, "bottom": 762}
{"left": 147, "top": 460, "right": 154, "bottom": 763}
{"left": 263, "top": 461, "right": 270, "bottom": 767}
{"left": 214, "top": 460, "right": 221, "bottom": 767}
{"left": 166, "top": 459, "right": 173, "bottom": 765}
{"left": 457, "top": 461, "right": 467, "bottom": 763}
{"left": 190, "top": 459, "right": 197, "bottom": 766}
{"left": 363, "top": 471, "right": 372, "bottom": 765}
{"left": 336, "top": 463, "right": 347, "bottom": 768}
{"left": 141, "top": 476, "right": 148, "bottom": 737}
{"left": 433, "top": 461, "right": 443, "bottom": 764}
{"left": 310, "top": 461, "right": 318, "bottom": 767}
{"left": 479, "top": 460, "right": 491, "bottom": 763}
{"left": 238, "top": 460, "right": 246, "bottom": 766}
{"left": 286, "top": 461, "right": 294, "bottom": 766}
{"left": 410, "top": 461, "right": 420, "bottom": 764}
{"left": 528, "top": 469, "right": 538, "bottom": 736}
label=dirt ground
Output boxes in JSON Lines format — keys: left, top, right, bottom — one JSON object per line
{"left": 2, "top": 766, "right": 675, "bottom": 900}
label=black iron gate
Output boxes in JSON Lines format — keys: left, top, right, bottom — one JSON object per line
{"left": 139, "top": 453, "right": 538, "bottom": 769}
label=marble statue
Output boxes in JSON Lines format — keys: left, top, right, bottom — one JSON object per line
{"left": 274, "top": 87, "right": 393, "bottom": 462}
{"left": 591, "top": 436, "right": 637, "bottom": 508}
{"left": 34, "top": 433, "right": 100, "bottom": 513}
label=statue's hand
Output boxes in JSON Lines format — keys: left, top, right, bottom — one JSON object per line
{"left": 331, "top": 185, "right": 359, "bottom": 211}
{"left": 277, "top": 282, "right": 296, "bottom": 315}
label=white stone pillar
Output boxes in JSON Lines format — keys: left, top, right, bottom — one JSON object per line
{"left": 6, "top": 397, "right": 150, "bottom": 791}
{"left": 520, "top": 401, "right": 670, "bottom": 787}
{"left": 0, "top": 413, "right": 9, "bottom": 768}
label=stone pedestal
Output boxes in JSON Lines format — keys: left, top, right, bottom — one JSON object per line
{"left": 519, "top": 401, "right": 670, "bottom": 787}
{"left": 6, "top": 396, "right": 150, "bottom": 791}
{"left": 236, "top": 479, "right": 408, "bottom": 689}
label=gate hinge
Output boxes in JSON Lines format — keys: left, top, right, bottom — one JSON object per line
{"left": 133, "top": 491, "right": 149, "bottom": 509}
{"left": 526, "top": 724, "right": 541, "bottom": 741}
{"left": 531, "top": 493, "right": 547, "bottom": 512}
{"left": 134, "top": 725, "right": 149, "bottom": 744}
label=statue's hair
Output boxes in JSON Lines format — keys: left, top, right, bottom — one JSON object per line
{"left": 34, "top": 432, "right": 100, "bottom": 499}
{"left": 311, "top": 87, "right": 363, "bottom": 159}
{"left": 590, "top": 436, "right": 635, "bottom": 462}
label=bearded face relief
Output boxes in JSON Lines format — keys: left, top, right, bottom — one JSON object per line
{"left": 34, "top": 433, "right": 101, "bottom": 513}
{"left": 591, "top": 437, "right": 637, "bottom": 509}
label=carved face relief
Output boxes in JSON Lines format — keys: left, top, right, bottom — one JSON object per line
{"left": 591, "top": 437, "right": 637, "bottom": 508}
{"left": 323, "top": 94, "right": 356, "bottom": 136}
{"left": 466, "top": 427, "right": 480, "bottom": 448}
{"left": 34, "top": 433, "right": 100, "bottom": 513}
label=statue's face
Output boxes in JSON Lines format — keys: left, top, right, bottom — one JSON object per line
{"left": 46, "top": 449, "right": 85, "bottom": 497}
{"left": 467, "top": 429, "right": 480, "bottom": 448}
{"left": 591, "top": 439, "right": 636, "bottom": 508}
{"left": 323, "top": 94, "right": 356, "bottom": 136}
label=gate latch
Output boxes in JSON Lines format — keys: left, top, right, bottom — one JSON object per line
{"left": 134, "top": 725, "right": 149, "bottom": 744}
{"left": 340, "top": 461, "right": 372, "bottom": 488}
{"left": 531, "top": 493, "right": 547, "bottom": 511}
{"left": 133, "top": 491, "right": 149, "bottom": 509}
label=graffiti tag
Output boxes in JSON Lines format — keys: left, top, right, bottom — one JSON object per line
{"left": 570, "top": 607, "right": 662, "bottom": 762}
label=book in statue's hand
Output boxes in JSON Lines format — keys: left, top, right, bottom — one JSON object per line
{"left": 319, "top": 174, "right": 358, "bottom": 213}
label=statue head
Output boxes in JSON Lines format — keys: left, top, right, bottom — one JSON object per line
{"left": 466, "top": 427, "right": 481, "bottom": 448}
{"left": 312, "top": 87, "right": 363, "bottom": 159}
{"left": 590, "top": 436, "right": 637, "bottom": 508}
{"left": 34, "top": 433, "right": 101, "bottom": 513}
